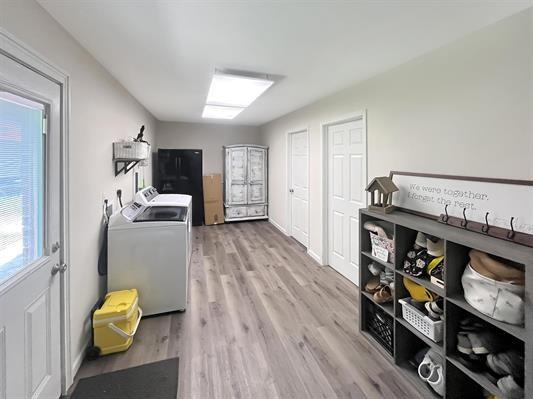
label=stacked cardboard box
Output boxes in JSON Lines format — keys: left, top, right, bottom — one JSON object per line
{"left": 203, "top": 174, "right": 224, "bottom": 225}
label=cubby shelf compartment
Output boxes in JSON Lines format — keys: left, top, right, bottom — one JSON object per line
{"left": 396, "top": 269, "right": 445, "bottom": 297}
{"left": 397, "top": 362, "right": 441, "bottom": 399}
{"left": 359, "top": 207, "right": 533, "bottom": 399}
{"left": 361, "top": 251, "right": 394, "bottom": 270}
{"left": 447, "top": 355, "right": 505, "bottom": 398}
{"left": 396, "top": 317, "right": 443, "bottom": 354}
{"left": 361, "top": 291, "right": 394, "bottom": 317}
{"left": 447, "top": 295, "right": 526, "bottom": 341}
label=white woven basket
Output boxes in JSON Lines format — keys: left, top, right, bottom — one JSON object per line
{"left": 113, "top": 141, "right": 150, "bottom": 161}
{"left": 398, "top": 297, "right": 443, "bottom": 342}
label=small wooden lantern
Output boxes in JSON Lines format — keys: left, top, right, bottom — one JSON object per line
{"left": 366, "top": 176, "right": 399, "bottom": 214}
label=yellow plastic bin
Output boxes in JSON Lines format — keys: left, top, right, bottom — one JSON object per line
{"left": 92, "top": 289, "right": 142, "bottom": 356}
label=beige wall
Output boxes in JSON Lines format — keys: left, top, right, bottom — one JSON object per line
{"left": 156, "top": 121, "right": 261, "bottom": 175}
{"left": 0, "top": 0, "right": 157, "bottom": 376}
{"left": 260, "top": 8, "right": 533, "bottom": 263}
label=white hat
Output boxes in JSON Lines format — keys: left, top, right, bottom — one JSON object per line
{"left": 415, "top": 232, "right": 427, "bottom": 248}
{"left": 427, "top": 239, "right": 444, "bottom": 257}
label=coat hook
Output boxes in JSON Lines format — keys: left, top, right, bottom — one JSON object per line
{"left": 461, "top": 208, "right": 468, "bottom": 228}
{"left": 507, "top": 217, "right": 516, "bottom": 239}
{"left": 442, "top": 204, "right": 449, "bottom": 223}
{"left": 482, "top": 212, "right": 490, "bottom": 233}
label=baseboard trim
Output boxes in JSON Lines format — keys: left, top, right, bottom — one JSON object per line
{"left": 71, "top": 334, "right": 91, "bottom": 380}
{"left": 269, "top": 218, "right": 289, "bottom": 236}
{"left": 307, "top": 249, "right": 323, "bottom": 265}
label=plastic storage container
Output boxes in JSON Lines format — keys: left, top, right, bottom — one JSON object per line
{"left": 366, "top": 300, "right": 394, "bottom": 355}
{"left": 93, "top": 289, "right": 142, "bottom": 355}
{"left": 399, "top": 297, "right": 443, "bottom": 342}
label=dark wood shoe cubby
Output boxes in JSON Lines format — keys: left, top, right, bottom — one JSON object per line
{"left": 359, "top": 208, "right": 532, "bottom": 399}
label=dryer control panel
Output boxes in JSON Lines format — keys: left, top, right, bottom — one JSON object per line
{"left": 139, "top": 186, "right": 159, "bottom": 203}
{"left": 121, "top": 201, "right": 145, "bottom": 221}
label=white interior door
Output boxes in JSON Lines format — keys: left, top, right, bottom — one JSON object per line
{"left": 327, "top": 118, "right": 366, "bottom": 285}
{"left": 289, "top": 131, "right": 309, "bottom": 247}
{"left": 0, "top": 53, "right": 62, "bottom": 399}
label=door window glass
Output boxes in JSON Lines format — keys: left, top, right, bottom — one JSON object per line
{"left": 0, "top": 92, "right": 44, "bottom": 282}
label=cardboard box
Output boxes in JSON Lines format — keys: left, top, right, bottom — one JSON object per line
{"left": 203, "top": 174, "right": 224, "bottom": 225}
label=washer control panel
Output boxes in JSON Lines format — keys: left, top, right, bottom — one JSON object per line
{"left": 121, "top": 201, "right": 145, "bottom": 221}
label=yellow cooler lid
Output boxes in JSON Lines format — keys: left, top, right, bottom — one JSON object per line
{"left": 93, "top": 289, "right": 138, "bottom": 322}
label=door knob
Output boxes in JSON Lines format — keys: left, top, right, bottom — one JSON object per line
{"left": 51, "top": 263, "right": 67, "bottom": 276}
{"left": 289, "top": 189, "right": 294, "bottom": 193}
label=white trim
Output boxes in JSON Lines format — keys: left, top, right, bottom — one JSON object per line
{"left": 306, "top": 249, "right": 323, "bottom": 265}
{"left": 269, "top": 218, "right": 289, "bottom": 236}
{"left": 71, "top": 334, "right": 91, "bottom": 381}
{"left": 321, "top": 110, "right": 368, "bottom": 268}
{"left": 286, "top": 127, "right": 310, "bottom": 247}
{"left": 0, "top": 28, "right": 73, "bottom": 395}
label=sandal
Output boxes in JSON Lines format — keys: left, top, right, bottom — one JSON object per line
{"left": 364, "top": 276, "right": 381, "bottom": 294}
{"left": 374, "top": 285, "right": 393, "bottom": 304}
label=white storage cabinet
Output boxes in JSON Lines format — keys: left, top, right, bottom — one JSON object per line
{"left": 224, "top": 144, "right": 268, "bottom": 221}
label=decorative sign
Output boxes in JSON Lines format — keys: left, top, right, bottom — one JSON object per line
{"left": 390, "top": 172, "right": 533, "bottom": 235}
{"left": 372, "top": 245, "right": 390, "bottom": 263}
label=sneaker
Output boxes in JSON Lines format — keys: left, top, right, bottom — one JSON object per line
{"left": 427, "top": 364, "right": 444, "bottom": 396}
{"left": 467, "top": 331, "right": 503, "bottom": 355}
{"left": 487, "top": 349, "right": 524, "bottom": 379}
{"left": 497, "top": 375, "right": 524, "bottom": 399}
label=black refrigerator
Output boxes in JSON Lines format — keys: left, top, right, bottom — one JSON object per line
{"left": 157, "top": 149, "right": 204, "bottom": 226}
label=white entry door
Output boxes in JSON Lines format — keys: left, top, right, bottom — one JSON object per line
{"left": 327, "top": 118, "right": 366, "bottom": 285}
{"left": 288, "top": 130, "right": 309, "bottom": 247}
{"left": 0, "top": 52, "right": 62, "bottom": 398}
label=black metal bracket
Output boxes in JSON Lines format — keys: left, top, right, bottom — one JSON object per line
{"left": 114, "top": 160, "right": 140, "bottom": 176}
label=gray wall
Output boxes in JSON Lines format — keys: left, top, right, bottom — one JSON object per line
{"left": 156, "top": 121, "right": 261, "bottom": 175}
{"left": 260, "top": 7, "right": 533, "bottom": 263}
{"left": 0, "top": 0, "right": 157, "bottom": 376}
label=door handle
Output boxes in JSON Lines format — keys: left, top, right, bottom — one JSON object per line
{"left": 51, "top": 263, "right": 67, "bottom": 276}
{"left": 289, "top": 189, "right": 294, "bottom": 193}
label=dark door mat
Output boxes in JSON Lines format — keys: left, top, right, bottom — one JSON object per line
{"left": 70, "top": 358, "right": 179, "bottom": 399}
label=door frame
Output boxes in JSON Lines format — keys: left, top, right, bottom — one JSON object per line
{"left": 320, "top": 110, "right": 368, "bottom": 267}
{"left": 286, "top": 127, "right": 310, "bottom": 247}
{"left": 0, "top": 28, "right": 72, "bottom": 394}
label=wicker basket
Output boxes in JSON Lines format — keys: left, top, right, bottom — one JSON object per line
{"left": 113, "top": 141, "right": 150, "bottom": 161}
{"left": 398, "top": 297, "right": 443, "bottom": 342}
{"left": 366, "top": 301, "right": 394, "bottom": 355}
{"left": 369, "top": 232, "right": 395, "bottom": 264}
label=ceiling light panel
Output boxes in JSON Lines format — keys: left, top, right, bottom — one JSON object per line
{"left": 202, "top": 104, "right": 244, "bottom": 120}
{"left": 206, "top": 72, "right": 274, "bottom": 108}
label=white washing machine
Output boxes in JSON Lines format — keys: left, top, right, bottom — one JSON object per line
{"left": 107, "top": 200, "right": 191, "bottom": 315}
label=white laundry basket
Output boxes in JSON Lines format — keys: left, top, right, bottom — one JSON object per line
{"left": 113, "top": 141, "right": 150, "bottom": 160}
{"left": 398, "top": 297, "right": 443, "bottom": 342}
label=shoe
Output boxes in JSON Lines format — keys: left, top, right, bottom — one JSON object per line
{"left": 456, "top": 333, "right": 472, "bottom": 354}
{"left": 418, "top": 349, "right": 443, "bottom": 381}
{"left": 368, "top": 262, "right": 383, "bottom": 276}
{"left": 425, "top": 298, "right": 444, "bottom": 320}
{"left": 487, "top": 349, "right": 524, "bottom": 379}
{"left": 427, "top": 363, "right": 444, "bottom": 396}
{"left": 364, "top": 276, "right": 381, "bottom": 294}
{"left": 374, "top": 285, "right": 393, "bottom": 304}
{"left": 363, "top": 221, "right": 391, "bottom": 239}
{"left": 497, "top": 375, "right": 524, "bottom": 399}
{"left": 379, "top": 269, "right": 394, "bottom": 286}
{"left": 467, "top": 331, "right": 503, "bottom": 355}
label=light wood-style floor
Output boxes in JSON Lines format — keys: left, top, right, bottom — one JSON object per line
{"left": 76, "top": 221, "right": 423, "bottom": 399}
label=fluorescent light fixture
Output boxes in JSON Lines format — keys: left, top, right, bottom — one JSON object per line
{"left": 202, "top": 104, "right": 244, "bottom": 120}
{"left": 206, "top": 72, "right": 274, "bottom": 108}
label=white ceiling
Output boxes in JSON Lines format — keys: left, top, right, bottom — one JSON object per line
{"left": 38, "top": 0, "right": 530, "bottom": 126}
